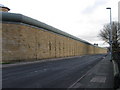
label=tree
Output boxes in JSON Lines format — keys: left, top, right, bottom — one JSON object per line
{"left": 99, "top": 21, "right": 120, "bottom": 52}
{"left": 100, "top": 22, "right": 120, "bottom": 88}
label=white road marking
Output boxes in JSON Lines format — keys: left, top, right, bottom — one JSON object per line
{"left": 68, "top": 67, "right": 92, "bottom": 89}
{"left": 90, "top": 76, "right": 106, "bottom": 83}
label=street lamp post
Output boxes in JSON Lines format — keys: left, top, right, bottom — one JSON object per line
{"left": 106, "top": 7, "right": 112, "bottom": 60}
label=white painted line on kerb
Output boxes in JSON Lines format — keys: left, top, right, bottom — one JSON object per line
{"left": 68, "top": 68, "right": 91, "bottom": 89}
{"left": 68, "top": 57, "right": 105, "bottom": 89}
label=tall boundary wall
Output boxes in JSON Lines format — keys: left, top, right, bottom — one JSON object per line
{"left": 0, "top": 12, "right": 107, "bottom": 63}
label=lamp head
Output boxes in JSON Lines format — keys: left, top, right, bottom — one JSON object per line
{"left": 106, "top": 7, "right": 111, "bottom": 9}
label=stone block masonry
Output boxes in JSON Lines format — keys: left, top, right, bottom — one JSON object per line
{"left": 1, "top": 23, "right": 107, "bottom": 63}
{"left": 1, "top": 12, "right": 107, "bottom": 63}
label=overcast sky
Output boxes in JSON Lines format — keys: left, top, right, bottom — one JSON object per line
{"left": 0, "top": 0, "right": 119, "bottom": 47}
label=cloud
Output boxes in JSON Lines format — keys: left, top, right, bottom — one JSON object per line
{"left": 82, "top": 0, "right": 108, "bottom": 14}
{"left": 0, "top": 0, "right": 118, "bottom": 47}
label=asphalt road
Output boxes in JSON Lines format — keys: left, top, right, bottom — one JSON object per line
{"left": 2, "top": 54, "right": 106, "bottom": 88}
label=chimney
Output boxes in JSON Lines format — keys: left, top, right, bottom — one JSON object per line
{"left": 0, "top": 4, "right": 10, "bottom": 12}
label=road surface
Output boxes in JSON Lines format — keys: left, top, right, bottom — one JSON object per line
{"left": 2, "top": 54, "right": 106, "bottom": 88}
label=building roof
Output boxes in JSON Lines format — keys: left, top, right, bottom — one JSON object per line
{"left": 0, "top": 4, "right": 10, "bottom": 11}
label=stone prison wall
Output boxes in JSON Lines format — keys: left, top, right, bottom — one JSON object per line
{"left": 0, "top": 12, "right": 107, "bottom": 63}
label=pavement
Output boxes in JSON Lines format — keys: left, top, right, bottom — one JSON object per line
{"left": 69, "top": 54, "right": 114, "bottom": 89}
{"left": 1, "top": 56, "right": 85, "bottom": 68}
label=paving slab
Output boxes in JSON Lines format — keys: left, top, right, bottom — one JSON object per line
{"left": 72, "top": 54, "right": 114, "bottom": 88}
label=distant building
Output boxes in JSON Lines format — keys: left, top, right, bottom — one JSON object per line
{"left": 94, "top": 43, "right": 98, "bottom": 46}
{"left": 0, "top": 4, "right": 10, "bottom": 12}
